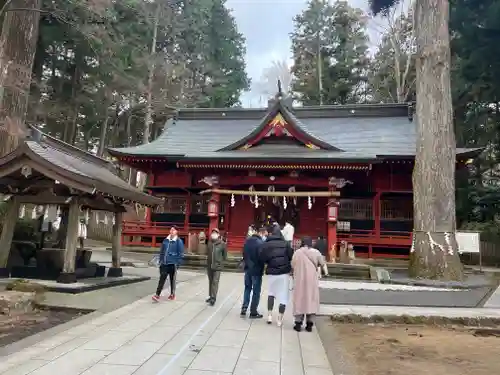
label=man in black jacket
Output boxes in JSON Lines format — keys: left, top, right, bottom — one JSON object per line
{"left": 240, "top": 226, "right": 265, "bottom": 318}
{"left": 259, "top": 225, "right": 293, "bottom": 327}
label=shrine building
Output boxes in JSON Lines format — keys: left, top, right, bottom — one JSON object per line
{"left": 109, "top": 94, "right": 481, "bottom": 259}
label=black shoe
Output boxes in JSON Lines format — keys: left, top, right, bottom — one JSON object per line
{"left": 305, "top": 322, "right": 313, "bottom": 332}
{"left": 240, "top": 309, "right": 247, "bottom": 317}
{"left": 206, "top": 297, "right": 212, "bottom": 303}
{"left": 249, "top": 312, "right": 263, "bottom": 319}
{"left": 209, "top": 298, "right": 216, "bottom": 306}
{"left": 293, "top": 322, "right": 302, "bottom": 332}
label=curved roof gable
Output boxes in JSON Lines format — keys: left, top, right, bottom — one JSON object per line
{"left": 218, "top": 99, "right": 342, "bottom": 151}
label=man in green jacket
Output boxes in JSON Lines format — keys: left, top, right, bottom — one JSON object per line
{"left": 206, "top": 228, "right": 227, "bottom": 306}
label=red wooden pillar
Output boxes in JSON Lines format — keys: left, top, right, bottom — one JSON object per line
{"left": 372, "top": 191, "right": 382, "bottom": 258}
{"left": 224, "top": 195, "right": 231, "bottom": 235}
{"left": 145, "top": 168, "right": 154, "bottom": 223}
{"left": 326, "top": 186, "right": 339, "bottom": 263}
{"left": 145, "top": 189, "right": 152, "bottom": 223}
{"left": 184, "top": 192, "right": 191, "bottom": 231}
{"left": 208, "top": 192, "right": 220, "bottom": 234}
{"left": 327, "top": 222, "right": 337, "bottom": 262}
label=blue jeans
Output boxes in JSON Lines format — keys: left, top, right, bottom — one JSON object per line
{"left": 242, "top": 272, "right": 262, "bottom": 314}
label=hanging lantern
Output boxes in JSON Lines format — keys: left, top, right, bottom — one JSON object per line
{"left": 327, "top": 200, "right": 340, "bottom": 222}
{"left": 283, "top": 196, "right": 287, "bottom": 210}
{"left": 307, "top": 196, "right": 312, "bottom": 210}
{"left": 208, "top": 198, "right": 219, "bottom": 217}
{"left": 230, "top": 194, "right": 235, "bottom": 207}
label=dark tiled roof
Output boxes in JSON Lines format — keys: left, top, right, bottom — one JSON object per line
{"left": 0, "top": 129, "right": 162, "bottom": 206}
{"left": 108, "top": 101, "right": 480, "bottom": 161}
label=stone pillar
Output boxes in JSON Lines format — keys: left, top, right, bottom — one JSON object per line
{"left": 57, "top": 199, "right": 79, "bottom": 283}
{"left": 0, "top": 197, "right": 20, "bottom": 277}
{"left": 108, "top": 211, "right": 123, "bottom": 277}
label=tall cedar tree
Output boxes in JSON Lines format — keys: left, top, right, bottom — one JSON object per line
{"left": 370, "top": 0, "right": 464, "bottom": 279}
{"left": 291, "top": 0, "right": 370, "bottom": 105}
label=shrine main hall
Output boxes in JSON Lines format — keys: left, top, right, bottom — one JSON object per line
{"left": 109, "top": 94, "right": 480, "bottom": 259}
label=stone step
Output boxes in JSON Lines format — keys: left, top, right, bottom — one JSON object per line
{"left": 179, "top": 255, "right": 372, "bottom": 280}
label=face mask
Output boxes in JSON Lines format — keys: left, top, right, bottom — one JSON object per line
{"left": 211, "top": 233, "right": 219, "bottom": 240}
{"left": 261, "top": 235, "right": 267, "bottom": 241}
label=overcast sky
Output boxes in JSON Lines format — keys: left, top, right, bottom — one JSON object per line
{"left": 226, "top": 0, "right": 393, "bottom": 107}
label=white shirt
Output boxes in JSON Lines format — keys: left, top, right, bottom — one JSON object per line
{"left": 282, "top": 223, "right": 294, "bottom": 241}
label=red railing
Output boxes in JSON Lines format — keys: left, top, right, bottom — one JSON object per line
{"left": 121, "top": 221, "right": 413, "bottom": 253}
{"left": 122, "top": 221, "right": 208, "bottom": 248}
{"left": 338, "top": 229, "right": 412, "bottom": 247}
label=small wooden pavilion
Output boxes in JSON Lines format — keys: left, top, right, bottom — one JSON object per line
{"left": 0, "top": 127, "right": 162, "bottom": 283}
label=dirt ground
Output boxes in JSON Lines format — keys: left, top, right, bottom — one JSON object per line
{"left": 0, "top": 309, "right": 85, "bottom": 347}
{"left": 333, "top": 322, "right": 500, "bottom": 375}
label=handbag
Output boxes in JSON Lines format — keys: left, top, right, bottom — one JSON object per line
{"left": 148, "top": 255, "right": 160, "bottom": 267}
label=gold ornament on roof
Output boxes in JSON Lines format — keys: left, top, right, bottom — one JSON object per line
{"left": 269, "top": 113, "right": 287, "bottom": 128}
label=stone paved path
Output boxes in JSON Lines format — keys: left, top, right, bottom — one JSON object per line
{"left": 0, "top": 272, "right": 334, "bottom": 375}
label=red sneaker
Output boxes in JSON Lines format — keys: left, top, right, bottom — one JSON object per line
{"left": 152, "top": 295, "right": 160, "bottom": 302}
{"left": 168, "top": 294, "right": 175, "bottom": 300}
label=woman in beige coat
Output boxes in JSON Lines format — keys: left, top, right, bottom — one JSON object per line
{"left": 291, "top": 237, "right": 327, "bottom": 332}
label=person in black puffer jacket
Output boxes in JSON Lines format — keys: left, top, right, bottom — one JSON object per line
{"left": 259, "top": 225, "right": 293, "bottom": 327}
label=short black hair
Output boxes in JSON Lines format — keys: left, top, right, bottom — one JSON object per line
{"left": 267, "top": 225, "right": 279, "bottom": 235}
{"left": 301, "top": 236, "right": 313, "bottom": 248}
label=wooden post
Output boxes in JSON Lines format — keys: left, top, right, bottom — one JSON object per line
{"left": 326, "top": 184, "right": 338, "bottom": 263}
{"left": 224, "top": 195, "right": 231, "bottom": 234}
{"left": 57, "top": 199, "right": 79, "bottom": 283}
{"left": 373, "top": 191, "right": 381, "bottom": 237}
{"left": 108, "top": 211, "right": 124, "bottom": 277}
{"left": 327, "top": 222, "right": 337, "bottom": 263}
{"left": 372, "top": 191, "right": 381, "bottom": 259}
{"left": 0, "top": 197, "right": 20, "bottom": 277}
{"left": 208, "top": 192, "right": 220, "bottom": 233}
{"left": 184, "top": 192, "right": 191, "bottom": 231}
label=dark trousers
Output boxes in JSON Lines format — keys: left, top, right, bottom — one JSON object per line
{"left": 242, "top": 272, "right": 262, "bottom": 314}
{"left": 295, "top": 314, "right": 315, "bottom": 324}
{"left": 156, "top": 264, "right": 177, "bottom": 296}
{"left": 207, "top": 268, "right": 221, "bottom": 300}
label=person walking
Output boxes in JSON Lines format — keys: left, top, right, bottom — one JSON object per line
{"left": 206, "top": 228, "right": 227, "bottom": 306}
{"left": 152, "top": 226, "right": 184, "bottom": 302}
{"left": 241, "top": 226, "right": 264, "bottom": 318}
{"left": 282, "top": 221, "right": 295, "bottom": 248}
{"left": 291, "top": 237, "right": 328, "bottom": 332}
{"left": 259, "top": 225, "right": 293, "bottom": 327}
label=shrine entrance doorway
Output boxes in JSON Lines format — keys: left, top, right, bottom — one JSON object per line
{"left": 253, "top": 197, "right": 299, "bottom": 229}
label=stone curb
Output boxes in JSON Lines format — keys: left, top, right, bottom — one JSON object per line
{"left": 329, "top": 313, "right": 500, "bottom": 327}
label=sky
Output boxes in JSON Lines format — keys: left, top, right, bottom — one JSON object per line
{"left": 226, "top": 0, "right": 372, "bottom": 107}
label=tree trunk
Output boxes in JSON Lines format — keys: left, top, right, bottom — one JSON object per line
{"left": 143, "top": 3, "right": 160, "bottom": 145}
{"left": 0, "top": 0, "right": 41, "bottom": 156}
{"left": 410, "top": 0, "right": 463, "bottom": 280}
{"left": 63, "top": 49, "right": 81, "bottom": 144}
